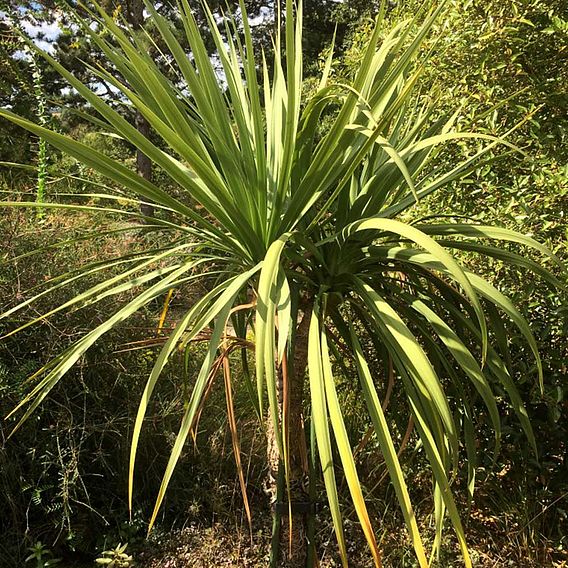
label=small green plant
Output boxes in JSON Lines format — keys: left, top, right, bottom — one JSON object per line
{"left": 30, "top": 51, "right": 48, "bottom": 217}
{"left": 7, "top": 10, "right": 50, "bottom": 216}
{"left": 95, "top": 543, "right": 134, "bottom": 567}
{"left": 25, "top": 542, "right": 61, "bottom": 568}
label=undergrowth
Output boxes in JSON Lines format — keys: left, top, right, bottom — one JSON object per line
{"left": 1, "top": 208, "right": 566, "bottom": 566}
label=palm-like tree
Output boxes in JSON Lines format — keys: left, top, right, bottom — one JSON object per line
{"left": 1, "top": 1, "right": 562, "bottom": 566}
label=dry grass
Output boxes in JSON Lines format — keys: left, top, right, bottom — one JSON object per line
{"left": 132, "top": 500, "right": 568, "bottom": 568}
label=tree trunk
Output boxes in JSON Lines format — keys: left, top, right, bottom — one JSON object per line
{"left": 125, "top": 0, "right": 154, "bottom": 219}
{"left": 266, "top": 306, "right": 312, "bottom": 567}
{"left": 135, "top": 113, "right": 155, "bottom": 218}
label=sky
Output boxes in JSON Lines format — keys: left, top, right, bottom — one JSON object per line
{"left": 1, "top": 3, "right": 272, "bottom": 93}
{"left": 1, "top": 3, "right": 273, "bottom": 57}
{"left": 1, "top": 8, "right": 62, "bottom": 56}
{"left": 20, "top": 18, "right": 62, "bottom": 53}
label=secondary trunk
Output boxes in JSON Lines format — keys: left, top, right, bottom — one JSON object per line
{"left": 135, "top": 113, "right": 155, "bottom": 218}
{"left": 125, "top": 0, "right": 154, "bottom": 219}
{"left": 266, "top": 307, "right": 312, "bottom": 567}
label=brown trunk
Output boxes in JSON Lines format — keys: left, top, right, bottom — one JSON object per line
{"left": 125, "top": 0, "right": 154, "bottom": 219}
{"left": 266, "top": 306, "right": 312, "bottom": 567}
{"left": 135, "top": 113, "right": 155, "bottom": 218}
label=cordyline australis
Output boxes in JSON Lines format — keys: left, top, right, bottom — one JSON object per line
{"left": 0, "top": 0, "right": 564, "bottom": 566}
